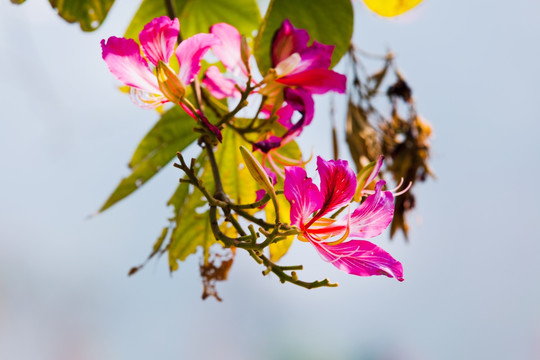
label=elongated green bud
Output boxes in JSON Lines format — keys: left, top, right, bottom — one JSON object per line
{"left": 240, "top": 146, "right": 274, "bottom": 194}
{"left": 157, "top": 61, "right": 185, "bottom": 104}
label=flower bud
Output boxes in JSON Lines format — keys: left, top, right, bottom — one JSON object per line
{"left": 240, "top": 146, "right": 275, "bottom": 196}
{"left": 156, "top": 61, "right": 185, "bottom": 104}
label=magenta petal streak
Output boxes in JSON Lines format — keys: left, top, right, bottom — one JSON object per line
{"left": 311, "top": 240, "right": 404, "bottom": 281}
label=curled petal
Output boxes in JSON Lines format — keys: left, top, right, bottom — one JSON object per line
{"left": 281, "top": 87, "right": 314, "bottom": 139}
{"left": 284, "top": 166, "right": 323, "bottom": 228}
{"left": 276, "top": 103, "right": 295, "bottom": 130}
{"left": 354, "top": 154, "right": 384, "bottom": 201}
{"left": 316, "top": 157, "right": 357, "bottom": 218}
{"left": 101, "top": 36, "right": 160, "bottom": 93}
{"left": 176, "top": 33, "right": 220, "bottom": 86}
{"left": 349, "top": 180, "right": 394, "bottom": 239}
{"left": 253, "top": 135, "right": 283, "bottom": 153}
{"left": 278, "top": 68, "right": 347, "bottom": 94}
{"left": 210, "top": 23, "right": 248, "bottom": 77}
{"left": 271, "top": 19, "right": 309, "bottom": 66}
{"left": 139, "top": 16, "right": 180, "bottom": 66}
{"left": 311, "top": 240, "right": 404, "bottom": 281}
{"left": 202, "top": 66, "right": 240, "bottom": 99}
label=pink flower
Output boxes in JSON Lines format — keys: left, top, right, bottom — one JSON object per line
{"left": 284, "top": 156, "right": 404, "bottom": 281}
{"left": 264, "top": 19, "right": 347, "bottom": 96}
{"left": 101, "top": 16, "right": 222, "bottom": 140}
{"left": 202, "top": 22, "right": 251, "bottom": 99}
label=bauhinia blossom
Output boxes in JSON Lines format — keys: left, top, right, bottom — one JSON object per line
{"left": 253, "top": 19, "right": 348, "bottom": 164}
{"left": 284, "top": 156, "right": 404, "bottom": 281}
{"left": 100, "top": 16, "right": 222, "bottom": 140}
{"left": 263, "top": 19, "right": 346, "bottom": 97}
{"left": 202, "top": 22, "right": 251, "bottom": 99}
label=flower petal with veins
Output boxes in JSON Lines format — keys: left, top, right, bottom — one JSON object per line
{"left": 311, "top": 240, "right": 404, "bottom": 281}
{"left": 139, "top": 16, "right": 180, "bottom": 66}
{"left": 210, "top": 23, "right": 248, "bottom": 77}
{"left": 101, "top": 36, "right": 160, "bottom": 93}
{"left": 176, "top": 33, "right": 220, "bottom": 86}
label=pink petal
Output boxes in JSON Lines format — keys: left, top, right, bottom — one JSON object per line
{"left": 210, "top": 23, "right": 248, "bottom": 77}
{"left": 271, "top": 19, "right": 309, "bottom": 66}
{"left": 276, "top": 103, "right": 295, "bottom": 130}
{"left": 202, "top": 66, "right": 239, "bottom": 99}
{"left": 278, "top": 68, "right": 347, "bottom": 94}
{"left": 311, "top": 240, "right": 404, "bottom": 281}
{"left": 255, "top": 189, "right": 267, "bottom": 204}
{"left": 281, "top": 87, "right": 314, "bottom": 139}
{"left": 364, "top": 155, "right": 384, "bottom": 189}
{"left": 349, "top": 180, "right": 394, "bottom": 239}
{"left": 292, "top": 41, "right": 334, "bottom": 73}
{"left": 316, "top": 157, "right": 357, "bottom": 217}
{"left": 284, "top": 166, "right": 323, "bottom": 228}
{"left": 139, "top": 16, "right": 180, "bottom": 66}
{"left": 101, "top": 36, "right": 160, "bottom": 93}
{"left": 176, "top": 33, "right": 220, "bottom": 86}
{"left": 253, "top": 135, "right": 283, "bottom": 153}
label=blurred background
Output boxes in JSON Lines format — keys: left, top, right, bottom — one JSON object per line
{"left": 1, "top": 1, "right": 539, "bottom": 359}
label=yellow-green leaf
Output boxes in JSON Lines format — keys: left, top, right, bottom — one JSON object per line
{"left": 254, "top": 0, "right": 353, "bottom": 74}
{"left": 48, "top": 0, "right": 114, "bottom": 31}
{"left": 178, "top": 0, "right": 261, "bottom": 39}
{"left": 99, "top": 106, "right": 198, "bottom": 212}
{"left": 168, "top": 188, "right": 211, "bottom": 270}
{"left": 125, "top": 0, "right": 261, "bottom": 41}
{"left": 215, "top": 129, "right": 259, "bottom": 206}
{"left": 363, "top": 0, "right": 423, "bottom": 17}
{"left": 267, "top": 194, "right": 294, "bottom": 262}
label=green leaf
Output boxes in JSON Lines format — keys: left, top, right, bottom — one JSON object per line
{"left": 125, "top": 0, "right": 261, "bottom": 41}
{"left": 124, "top": 0, "right": 166, "bottom": 41}
{"left": 254, "top": 0, "right": 354, "bottom": 74}
{"left": 168, "top": 187, "right": 211, "bottom": 270}
{"left": 99, "top": 106, "right": 198, "bottom": 212}
{"left": 11, "top": 0, "right": 26, "bottom": 4}
{"left": 178, "top": 0, "right": 261, "bottom": 39}
{"left": 48, "top": 0, "right": 115, "bottom": 31}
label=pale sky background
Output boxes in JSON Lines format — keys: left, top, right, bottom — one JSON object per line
{"left": 1, "top": 1, "right": 539, "bottom": 359}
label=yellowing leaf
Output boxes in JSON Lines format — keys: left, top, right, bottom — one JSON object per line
{"left": 363, "top": 0, "right": 423, "bottom": 17}
{"left": 215, "top": 129, "right": 259, "bottom": 206}
{"left": 267, "top": 194, "right": 294, "bottom": 262}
